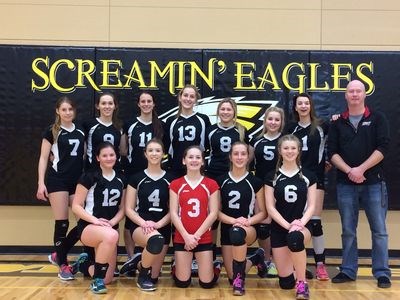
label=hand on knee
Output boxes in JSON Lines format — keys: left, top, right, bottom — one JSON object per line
{"left": 229, "top": 226, "right": 246, "bottom": 246}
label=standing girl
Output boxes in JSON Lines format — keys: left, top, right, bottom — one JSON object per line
{"left": 249, "top": 106, "right": 285, "bottom": 278}
{"left": 120, "top": 91, "right": 164, "bottom": 270}
{"left": 36, "top": 96, "right": 85, "bottom": 280}
{"left": 169, "top": 146, "right": 220, "bottom": 289}
{"left": 164, "top": 84, "right": 211, "bottom": 178}
{"left": 287, "top": 93, "right": 329, "bottom": 280}
{"left": 218, "top": 142, "right": 266, "bottom": 296}
{"left": 72, "top": 142, "right": 126, "bottom": 294}
{"left": 124, "top": 139, "right": 172, "bottom": 291}
{"left": 83, "top": 92, "right": 122, "bottom": 172}
{"left": 265, "top": 134, "right": 316, "bottom": 300}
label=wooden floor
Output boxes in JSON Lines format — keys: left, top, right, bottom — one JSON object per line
{"left": 0, "top": 255, "right": 399, "bottom": 300}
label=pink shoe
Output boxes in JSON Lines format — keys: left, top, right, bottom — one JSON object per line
{"left": 316, "top": 263, "right": 329, "bottom": 281}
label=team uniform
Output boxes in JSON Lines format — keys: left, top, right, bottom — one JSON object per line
{"left": 206, "top": 124, "right": 249, "bottom": 179}
{"left": 127, "top": 170, "right": 173, "bottom": 244}
{"left": 218, "top": 172, "right": 263, "bottom": 245}
{"left": 164, "top": 113, "right": 211, "bottom": 177}
{"left": 83, "top": 118, "right": 122, "bottom": 171}
{"left": 286, "top": 121, "right": 328, "bottom": 189}
{"left": 265, "top": 168, "right": 316, "bottom": 248}
{"left": 250, "top": 133, "right": 281, "bottom": 181}
{"left": 123, "top": 117, "right": 161, "bottom": 177}
{"left": 170, "top": 176, "right": 219, "bottom": 251}
{"left": 42, "top": 124, "right": 85, "bottom": 194}
{"left": 77, "top": 170, "right": 126, "bottom": 235}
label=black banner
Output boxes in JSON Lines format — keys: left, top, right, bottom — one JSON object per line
{"left": 1, "top": 45, "right": 399, "bottom": 209}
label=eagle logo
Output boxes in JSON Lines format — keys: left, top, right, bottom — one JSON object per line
{"left": 159, "top": 96, "right": 278, "bottom": 138}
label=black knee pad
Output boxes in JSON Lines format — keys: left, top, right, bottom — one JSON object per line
{"left": 286, "top": 231, "right": 305, "bottom": 252}
{"left": 146, "top": 234, "right": 165, "bottom": 255}
{"left": 54, "top": 219, "right": 69, "bottom": 240}
{"left": 174, "top": 276, "right": 191, "bottom": 288}
{"left": 257, "top": 223, "right": 271, "bottom": 240}
{"left": 199, "top": 279, "right": 216, "bottom": 289}
{"left": 308, "top": 219, "right": 323, "bottom": 237}
{"left": 279, "top": 274, "right": 296, "bottom": 289}
{"left": 229, "top": 226, "right": 246, "bottom": 246}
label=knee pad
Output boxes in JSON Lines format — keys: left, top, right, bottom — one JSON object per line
{"left": 174, "top": 276, "right": 191, "bottom": 288}
{"left": 54, "top": 220, "right": 69, "bottom": 240}
{"left": 308, "top": 219, "right": 323, "bottom": 237}
{"left": 199, "top": 279, "right": 216, "bottom": 289}
{"left": 257, "top": 223, "right": 271, "bottom": 240}
{"left": 279, "top": 274, "right": 296, "bottom": 289}
{"left": 229, "top": 226, "right": 246, "bottom": 246}
{"left": 146, "top": 234, "right": 165, "bottom": 255}
{"left": 286, "top": 231, "right": 305, "bottom": 252}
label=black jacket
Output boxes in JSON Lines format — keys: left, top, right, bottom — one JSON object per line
{"left": 327, "top": 106, "right": 390, "bottom": 184}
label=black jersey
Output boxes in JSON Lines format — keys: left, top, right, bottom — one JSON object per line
{"left": 83, "top": 118, "right": 122, "bottom": 170}
{"left": 218, "top": 172, "right": 263, "bottom": 220}
{"left": 206, "top": 124, "right": 249, "bottom": 177}
{"left": 128, "top": 170, "right": 173, "bottom": 222}
{"left": 164, "top": 112, "right": 211, "bottom": 172}
{"left": 43, "top": 124, "right": 85, "bottom": 180}
{"left": 123, "top": 117, "right": 155, "bottom": 175}
{"left": 78, "top": 170, "right": 126, "bottom": 222}
{"left": 265, "top": 168, "right": 316, "bottom": 225}
{"left": 287, "top": 121, "right": 328, "bottom": 179}
{"left": 250, "top": 133, "right": 281, "bottom": 181}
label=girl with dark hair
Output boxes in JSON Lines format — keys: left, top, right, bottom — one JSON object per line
{"left": 36, "top": 96, "right": 85, "bottom": 281}
{"left": 72, "top": 142, "right": 126, "bottom": 294}
{"left": 287, "top": 93, "right": 330, "bottom": 281}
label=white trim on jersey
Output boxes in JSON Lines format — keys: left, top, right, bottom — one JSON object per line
{"left": 244, "top": 178, "right": 256, "bottom": 217}
{"left": 316, "top": 126, "right": 326, "bottom": 164}
{"left": 184, "top": 175, "right": 204, "bottom": 190}
{"left": 168, "top": 118, "right": 179, "bottom": 157}
{"left": 85, "top": 183, "right": 97, "bottom": 216}
{"left": 51, "top": 132, "right": 61, "bottom": 172}
{"left": 86, "top": 123, "right": 100, "bottom": 163}
{"left": 144, "top": 169, "right": 166, "bottom": 181}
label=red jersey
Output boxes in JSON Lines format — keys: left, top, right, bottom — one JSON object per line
{"left": 170, "top": 176, "right": 219, "bottom": 244}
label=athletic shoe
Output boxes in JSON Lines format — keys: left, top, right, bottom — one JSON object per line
{"left": 248, "top": 248, "right": 265, "bottom": 266}
{"left": 48, "top": 252, "right": 58, "bottom": 266}
{"left": 232, "top": 273, "right": 244, "bottom": 296}
{"left": 120, "top": 253, "right": 142, "bottom": 275}
{"left": 331, "top": 272, "right": 354, "bottom": 283}
{"left": 295, "top": 280, "right": 309, "bottom": 300}
{"left": 315, "top": 263, "right": 329, "bottom": 281}
{"left": 305, "top": 268, "right": 314, "bottom": 280}
{"left": 266, "top": 261, "right": 278, "bottom": 278}
{"left": 71, "top": 253, "right": 88, "bottom": 275}
{"left": 90, "top": 278, "right": 107, "bottom": 294}
{"left": 114, "top": 265, "right": 120, "bottom": 277}
{"left": 137, "top": 273, "right": 157, "bottom": 291}
{"left": 256, "top": 260, "right": 268, "bottom": 278}
{"left": 213, "top": 259, "right": 223, "bottom": 277}
{"left": 58, "top": 264, "right": 74, "bottom": 281}
{"left": 377, "top": 276, "right": 391, "bottom": 288}
{"left": 191, "top": 259, "right": 199, "bottom": 277}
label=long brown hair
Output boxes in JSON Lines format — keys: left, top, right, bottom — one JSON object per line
{"left": 96, "top": 92, "right": 122, "bottom": 130}
{"left": 292, "top": 93, "right": 320, "bottom": 135}
{"left": 52, "top": 96, "right": 76, "bottom": 141}
{"left": 229, "top": 141, "right": 250, "bottom": 171}
{"left": 137, "top": 91, "right": 164, "bottom": 139}
{"left": 217, "top": 98, "right": 246, "bottom": 141}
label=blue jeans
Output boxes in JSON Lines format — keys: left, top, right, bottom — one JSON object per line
{"left": 336, "top": 182, "right": 391, "bottom": 279}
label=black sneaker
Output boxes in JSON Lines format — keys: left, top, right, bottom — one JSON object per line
{"left": 377, "top": 276, "right": 391, "bottom": 288}
{"left": 120, "top": 253, "right": 142, "bottom": 275}
{"left": 331, "top": 272, "right": 354, "bottom": 283}
{"left": 305, "top": 269, "right": 314, "bottom": 280}
{"left": 248, "top": 248, "right": 265, "bottom": 266}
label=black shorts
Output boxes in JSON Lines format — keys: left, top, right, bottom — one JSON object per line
{"left": 46, "top": 175, "right": 78, "bottom": 195}
{"left": 77, "top": 219, "right": 119, "bottom": 241}
{"left": 270, "top": 223, "right": 312, "bottom": 248}
{"left": 129, "top": 223, "right": 171, "bottom": 245}
{"left": 316, "top": 176, "right": 325, "bottom": 190}
{"left": 173, "top": 243, "right": 213, "bottom": 253}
